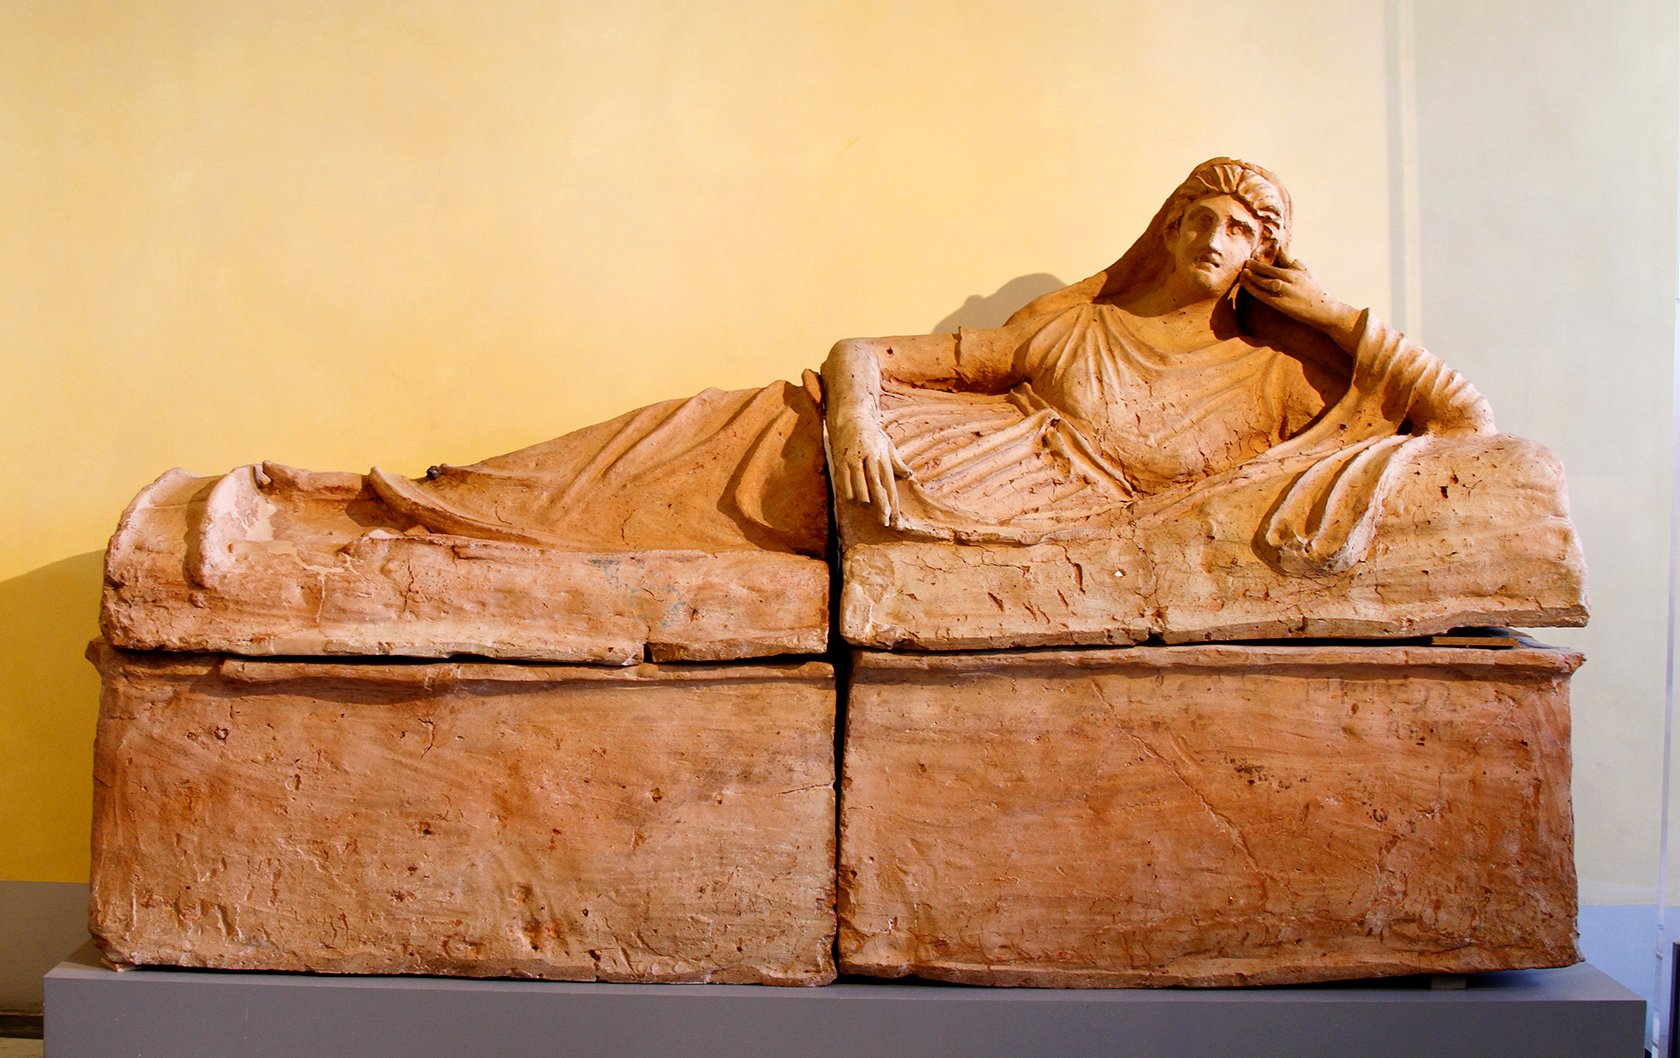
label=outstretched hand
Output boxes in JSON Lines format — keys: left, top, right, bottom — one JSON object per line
{"left": 829, "top": 418, "right": 909, "bottom": 526}
{"left": 1240, "top": 250, "right": 1362, "bottom": 351}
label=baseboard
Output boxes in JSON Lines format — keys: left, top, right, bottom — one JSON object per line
{"left": 1577, "top": 904, "right": 1662, "bottom": 1005}
{"left": 0, "top": 1012, "right": 44, "bottom": 1039}
{"left": 0, "top": 881, "right": 89, "bottom": 1015}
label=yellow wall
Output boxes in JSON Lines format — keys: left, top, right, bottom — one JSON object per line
{"left": 1, "top": 0, "right": 1669, "bottom": 904}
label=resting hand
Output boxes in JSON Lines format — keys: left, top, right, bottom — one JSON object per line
{"left": 828, "top": 415, "right": 909, "bottom": 526}
{"left": 1240, "top": 250, "right": 1362, "bottom": 352}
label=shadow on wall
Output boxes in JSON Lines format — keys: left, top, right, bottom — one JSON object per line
{"left": 0, "top": 550, "right": 107, "bottom": 882}
{"left": 930, "top": 273, "right": 1066, "bottom": 333}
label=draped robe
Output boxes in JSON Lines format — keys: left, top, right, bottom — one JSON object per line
{"left": 876, "top": 301, "right": 1493, "bottom": 576}
{"left": 360, "top": 372, "right": 829, "bottom": 557}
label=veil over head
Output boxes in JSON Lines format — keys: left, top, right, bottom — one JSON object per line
{"left": 1005, "top": 157, "right": 1295, "bottom": 326}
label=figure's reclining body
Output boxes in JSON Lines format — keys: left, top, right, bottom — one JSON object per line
{"left": 836, "top": 303, "right": 1584, "bottom": 648}
{"left": 101, "top": 158, "right": 1586, "bottom": 662}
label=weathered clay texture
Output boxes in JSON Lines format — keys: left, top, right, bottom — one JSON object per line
{"left": 839, "top": 642, "right": 1580, "bottom": 986}
{"left": 823, "top": 158, "right": 1587, "bottom": 649}
{"left": 102, "top": 377, "right": 829, "bottom": 664}
{"left": 88, "top": 641, "right": 837, "bottom": 985}
{"left": 839, "top": 433, "right": 1586, "bottom": 649}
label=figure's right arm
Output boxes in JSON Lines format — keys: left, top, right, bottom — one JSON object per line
{"left": 821, "top": 329, "right": 1025, "bottom": 525}
{"left": 822, "top": 334, "right": 950, "bottom": 525}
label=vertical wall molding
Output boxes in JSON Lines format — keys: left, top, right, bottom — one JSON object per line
{"left": 1384, "top": 0, "right": 1423, "bottom": 339}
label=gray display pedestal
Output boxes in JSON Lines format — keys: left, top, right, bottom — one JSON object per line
{"left": 45, "top": 943, "right": 1644, "bottom": 1058}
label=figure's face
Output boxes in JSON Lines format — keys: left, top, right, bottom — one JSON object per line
{"left": 1165, "top": 194, "right": 1262, "bottom": 295}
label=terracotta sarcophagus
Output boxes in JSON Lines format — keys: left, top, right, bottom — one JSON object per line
{"left": 89, "top": 157, "right": 1588, "bottom": 988}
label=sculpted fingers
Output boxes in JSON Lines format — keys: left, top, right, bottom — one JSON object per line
{"left": 843, "top": 460, "right": 866, "bottom": 507}
{"left": 835, "top": 449, "right": 858, "bottom": 503}
{"left": 832, "top": 433, "right": 903, "bottom": 526}
{"left": 865, "top": 455, "right": 897, "bottom": 523}
{"left": 1241, "top": 262, "right": 1286, "bottom": 299}
{"left": 826, "top": 415, "right": 907, "bottom": 525}
{"left": 832, "top": 453, "right": 855, "bottom": 502}
{"left": 1244, "top": 259, "right": 1349, "bottom": 340}
{"left": 1247, "top": 259, "right": 1303, "bottom": 293}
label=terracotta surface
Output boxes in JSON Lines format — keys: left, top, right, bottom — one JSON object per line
{"left": 87, "top": 641, "right": 837, "bottom": 985}
{"left": 839, "top": 432, "right": 1585, "bottom": 648}
{"left": 824, "top": 159, "right": 1586, "bottom": 649}
{"left": 101, "top": 378, "right": 830, "bottom": 663}
{"left": 839, "top": 642, "right": 1581, "bottom": 986}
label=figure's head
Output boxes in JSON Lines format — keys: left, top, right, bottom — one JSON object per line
{"left": 1003, "top": 157, "right": 1296, "bottom": 327}
{"left": 1159, "top": 158, "right": 1292, "bottom": 264}
{"left": 1155, "top": 159, "right": 1291, "bottom": 297}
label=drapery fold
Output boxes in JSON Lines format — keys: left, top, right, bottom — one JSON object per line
{"left": 366, "top": 372, "right": 829, "bottom": 557}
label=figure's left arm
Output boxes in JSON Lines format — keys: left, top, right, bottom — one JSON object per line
{"left": 1242, "top": 252, "right": 1494, "bottom": 435}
